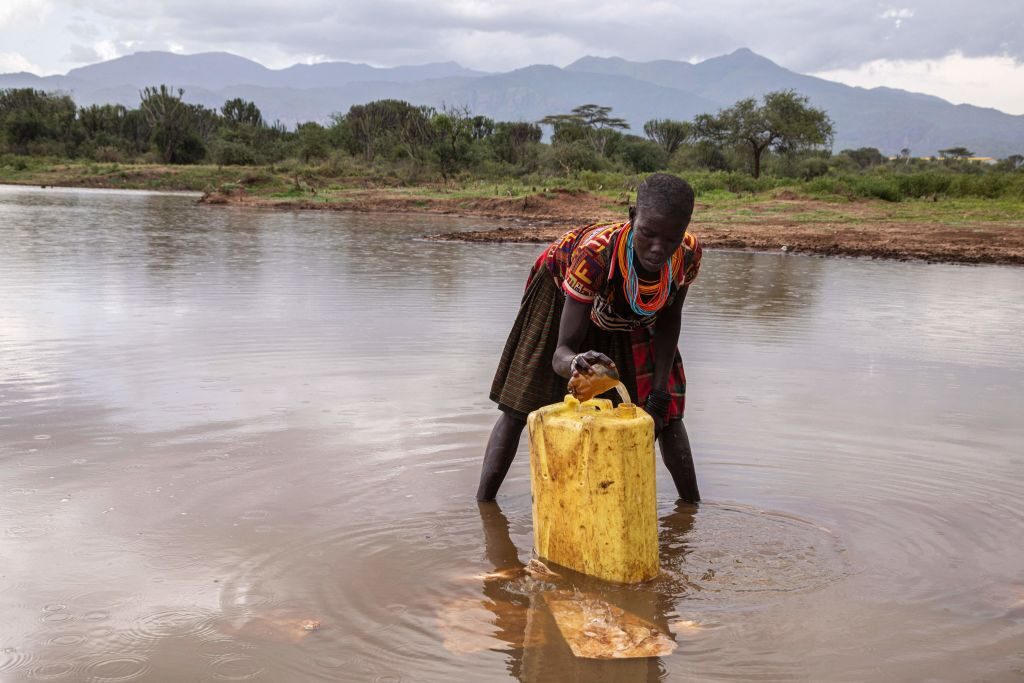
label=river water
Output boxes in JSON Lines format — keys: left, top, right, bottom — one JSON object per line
{"left": 1, "top": 185, "right": 1022, "bottom": 682}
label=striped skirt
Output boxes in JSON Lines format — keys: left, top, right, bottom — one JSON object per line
{"left": 489, "top": 265, "right": 686, "bottom": 420}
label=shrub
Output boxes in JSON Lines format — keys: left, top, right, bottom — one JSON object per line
{"left": 211, "top": 140, "right": 257, "bottom": 166}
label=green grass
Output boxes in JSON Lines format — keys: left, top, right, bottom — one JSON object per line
{"left": 880, "top": 198, "right": 1024, "bottom": 224}
{"left": 1, "top": 158, "right": 1021, "bottom": 227}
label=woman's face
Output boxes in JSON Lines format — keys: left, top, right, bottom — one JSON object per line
{"left": 631, "top": 208, "right": 688, "bottom": 273}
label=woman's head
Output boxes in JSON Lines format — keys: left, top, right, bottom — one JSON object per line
{"left": 628, "top": 174, "right": 695, "bottom": 273}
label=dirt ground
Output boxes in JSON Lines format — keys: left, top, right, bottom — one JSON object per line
{"left": 201, "top": 188, "right": 1024, "bottom": 266}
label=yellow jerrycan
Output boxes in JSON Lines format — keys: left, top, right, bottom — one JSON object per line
{"left": 527, "top": 395, "right": 658, "bottom": 584}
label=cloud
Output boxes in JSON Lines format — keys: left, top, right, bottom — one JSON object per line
{"left": 879, "top": 7, "right": 914, "bottom": 29}
{"left": 0, "top": 51, "right": 43, "bottom": 73}
{"left": 50, "top": 0, "right": 1018, "bottom": 74}
{"left": 3, "top": 0, "right": 1024, "bottom": 85}
{"left": 63, "top": 38, "right": 139, "bottom": 65}
{"left": 64, "top": 43, "right": 100, "bottom": 63}
{"left": 814, "top": 53, "right": 1024, "bottom": 115}
{"left": 0, "top": 0, "right": 52, "bottom": 27}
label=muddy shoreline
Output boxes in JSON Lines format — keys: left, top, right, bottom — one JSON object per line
{"left": 199, "top": 188, "right": 1024, "bottom": 266}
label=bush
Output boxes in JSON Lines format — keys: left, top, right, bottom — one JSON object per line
{"left": 674, "top": 171, "right": 790, "bottom": 196}
{"left": 546, "top": 141, "right": 606, "bottom": 175}
{"left": 669, "top": 142, "right": 731, "bottom": 172}
{"left": 25, "top": 139, "right": 67, "bottom": 157}
{"left": 575, "top": 170, "right": 633, "bottom": 192}
{"left": 892, "top": 172, "right": 951, "bottom": 198}
{"left": 211, "top": 140, "right": 257, "bottom": 166}
{"left": 797, "top": 157, "right": 830, "bottom": 180}
{"left": 804, "top": 176, "right": 853, "bottom": 199}
{"left": 614, "top": 137, "right": 668, "bottom": 173}
{"left": 92, "top": 145, "right": 122, "bottom": 163}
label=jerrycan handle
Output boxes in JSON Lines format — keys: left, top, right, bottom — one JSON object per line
{"left": 567, "top": 396, "right": 614, "bottom": 413}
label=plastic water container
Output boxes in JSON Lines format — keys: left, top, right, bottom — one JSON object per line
{"left": 527, "top": 395, "right": 658, "bottom": 583}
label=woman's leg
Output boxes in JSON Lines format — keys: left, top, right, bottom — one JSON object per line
{"left": 659, "top": 419, "right": 700, "bottom": 503}
{"left": 476, "top": 411, "right": 527, "bottom": 501}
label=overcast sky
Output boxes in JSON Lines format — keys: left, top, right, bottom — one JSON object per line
{"left": 2, "top": 0, "right": 1023, "bottom": 114}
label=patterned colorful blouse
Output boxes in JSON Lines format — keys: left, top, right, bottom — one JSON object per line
{"left": 538, "top": 221, "right": 702, "bottom": 332}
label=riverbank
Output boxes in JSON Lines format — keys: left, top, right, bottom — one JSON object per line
{"left": 3, "top": 161, "right": 1022, "bottom": 264}
{"left": 201, "top": 186, "right": 1024, "bottom": 265}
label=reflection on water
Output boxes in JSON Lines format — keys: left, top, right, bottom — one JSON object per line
{"left": 1, "top": 185, "right": 1024, "bottom": 681}
{"left": 462, "top": 502, "right": 673, "bottom": 681}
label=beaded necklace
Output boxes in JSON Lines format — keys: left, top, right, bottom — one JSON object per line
{"left": 617, "top": 223, "right": 675, "bottom": 316}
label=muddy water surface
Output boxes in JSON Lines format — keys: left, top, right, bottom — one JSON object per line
{"left": 1, "top": 186, "right": 1023, "bottom": 681}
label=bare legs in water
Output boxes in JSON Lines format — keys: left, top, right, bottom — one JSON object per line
{"left": 476, "top": 412, "right": 526, "bottom": 502}
{"left": 476, "top": 412, "right": 700, "bottom": 503}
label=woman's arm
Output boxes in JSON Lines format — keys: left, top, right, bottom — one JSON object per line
{"left": 552, "top": 297, "right": 613, "bottom": 378}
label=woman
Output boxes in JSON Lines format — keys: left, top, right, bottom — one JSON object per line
{"left": 477, "top": 173, "right": 702, "bottom": 503}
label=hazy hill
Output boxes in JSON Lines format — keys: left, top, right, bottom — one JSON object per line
{"left": 566, "top": 49, "right": 1024, "bottom": 157}
{"left": 2, "top": 49, "right": 1023, "bottom": 156}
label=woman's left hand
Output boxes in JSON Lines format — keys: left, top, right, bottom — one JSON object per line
{"left": 651, "top": 414, "right": 665, "bottom": 441}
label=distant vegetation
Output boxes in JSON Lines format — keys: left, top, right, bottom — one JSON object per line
{"left": 1, "top": 86, "right": 1022, "bottom": 202}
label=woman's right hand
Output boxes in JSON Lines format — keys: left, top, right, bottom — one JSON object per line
{"left": 570, "top": 350, "right": 615, "bottom": 375}
{"left": 568, "top": 352, "right": 618, "bottom": 401}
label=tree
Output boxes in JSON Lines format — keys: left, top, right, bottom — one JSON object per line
{"left": 139, "top": 85, "right": 199, "bottom": 163}
{"left": 616, "top": 135, "right": 668, "bottom": 172}
{"left": 938, "top": 146, "right": 973, "bottom": 161}
{"left": 78, "top": 103, "right": 128, "bottom": 139}
{"left": 431, "top": 105, "right": 475, "bottom": 181}
{"left": 295, "top": 122, "right": 330, "bottom": 163}
{"left": 469, "top": 115, "right": 495, "bottom": 141}
{"left": 394, "top": 103, "right": 435, "bottom": 161}
{"left": 221, "top": 98, "right": 263, "bottom": 128}
{"left": 643, "top": 119, "right": 692, "bottom": 155}
{"left": 344, "top": 99, "right": 433, "bottom": 162}
{"left": 2, "top": 108, "right": 47, "bottom": 154}
{"left": 188, "top": 104, "right": 220, "bottom": 145}
{"left": 541, "top": 104, "right": 629, "bottom": 157}
{"left": 996, "top": 154, "right": 1023, "bottom": 171}
{"left": 345, "top": 102, "right": 386, "bottom": 161}
{"left": 0, "top": 88, "right": 78, "bottom": 154}
{"left": 490, "top": 121, "right": 542, "bottom": 165}
{"left": 839, "top": 146, "right": 885, "bottom": 169}
{"left": 694, "top": 90, "right": 833, "bottom": 178}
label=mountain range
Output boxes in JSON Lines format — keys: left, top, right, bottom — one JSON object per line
{"left": 2, "top": 49, "right": 1022, "bottom": 157}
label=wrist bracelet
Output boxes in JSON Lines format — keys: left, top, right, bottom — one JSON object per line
{"left": 644, "top": 389, "right": 671, "bottom": 417}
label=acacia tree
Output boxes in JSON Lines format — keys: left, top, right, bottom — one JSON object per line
{"left": 694, "top": 90, "right": 833, "bottom": 178}
{"left": 643, "top": 119, "right": 692, "bottom": 155}
{"left": 938, "top": 146, "right": 973, "bottom": 161}
{"left": 541, "top": 104, "right": 629, "bottom": 157}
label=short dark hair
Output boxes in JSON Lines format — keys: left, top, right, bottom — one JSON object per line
{"left": 636, "top": 173, "right": 694, "bottom": 221}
